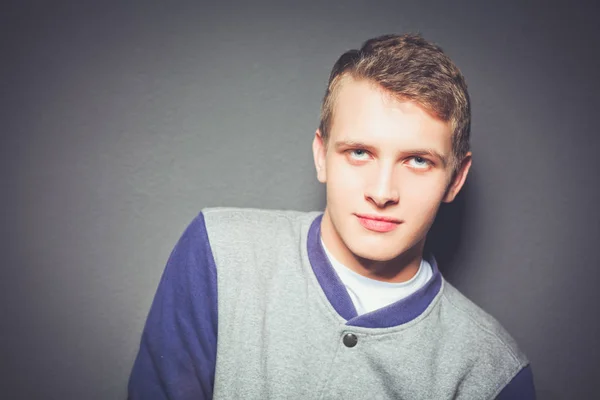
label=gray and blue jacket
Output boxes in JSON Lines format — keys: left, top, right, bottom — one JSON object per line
{"left": 129, "top": 208, "right": 535, "bottom": 399}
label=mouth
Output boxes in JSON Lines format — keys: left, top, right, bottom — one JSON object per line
{"left": 355, "top": 213, "right": 402, "bottom": 233}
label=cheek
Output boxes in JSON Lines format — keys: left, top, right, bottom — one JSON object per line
{"left": 400, "top": 174, "right": 448, "bottom": 208}
{"left": 326, "top": 161, "right": 365, "bottom": 195}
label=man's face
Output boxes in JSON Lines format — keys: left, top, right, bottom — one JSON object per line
{"left": 313, "top": 77, "right": 471, "bottom": 268}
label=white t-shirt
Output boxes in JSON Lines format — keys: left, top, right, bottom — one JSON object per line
{"left": 321, "top": 239, "right": 433, "bottom": 315}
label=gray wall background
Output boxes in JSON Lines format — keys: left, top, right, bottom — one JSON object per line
{"left": 2, "top": 1, "right": 599, "bottom": 399}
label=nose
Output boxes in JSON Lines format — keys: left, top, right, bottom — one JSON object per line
{"left": 364, "top": 163, "right": 399, "bottom": 208}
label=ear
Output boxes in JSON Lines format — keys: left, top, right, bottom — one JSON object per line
{"left": 442, "top": 153, "right": 472, "bottom": 203}
{"left": 312, "top": 130, "right": 327, "bottom": 183}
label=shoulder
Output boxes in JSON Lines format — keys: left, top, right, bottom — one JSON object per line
{"left": 438, "top": 280, "right": 531, "bottom": 397}
{"left": 440, "top": 280, "right": 526, "bottom": 364}
{"left": 202, "top": 206, "right": 319, "bottom": 223}
{"left": 200, "top": 208, "right": 321, "bottom": 300}
{"left": 201, "top": 207, "right": 320, "bottom": 240}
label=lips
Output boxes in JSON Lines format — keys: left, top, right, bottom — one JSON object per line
{"left": 355, "top": 214, "right": 401, "bottom": 233}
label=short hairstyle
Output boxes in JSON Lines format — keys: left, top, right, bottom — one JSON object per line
{"left": 319, "top": 34, "right": 471, "bottom": 171}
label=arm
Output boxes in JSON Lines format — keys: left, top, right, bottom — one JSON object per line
{"left": 128, "top": 213, "right": 218, "bottom": 399}
{"left": 496, "top": 365, "right": 536, "bottom": 400}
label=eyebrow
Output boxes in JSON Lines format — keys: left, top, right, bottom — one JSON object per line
{"left": 333, "top": 140, "right": 449, "bottom": 167}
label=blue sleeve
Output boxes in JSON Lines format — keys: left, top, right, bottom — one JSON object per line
{"left": 128, "top": 213, "right": 218, "bottom": 400}
{"left": 496, "top": 365, "right": 536, "bottom": 400}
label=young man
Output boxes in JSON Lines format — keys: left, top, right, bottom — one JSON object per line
{"left": 129, "top": 34, "right": 535, "bottom": 399}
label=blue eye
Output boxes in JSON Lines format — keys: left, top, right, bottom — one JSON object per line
{"left": 349, "top": 149, "right": 370, "bottom": 160}
{"left": 408, "top": 157, "right": 430, "bottom": 168}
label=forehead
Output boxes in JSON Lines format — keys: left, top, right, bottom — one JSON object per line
{"left": 330, "top": 77, "right": 452, "bottom": 152}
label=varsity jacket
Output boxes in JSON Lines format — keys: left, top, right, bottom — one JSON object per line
{"left": 129, "top": 208, "right": 536, "bottom": 399}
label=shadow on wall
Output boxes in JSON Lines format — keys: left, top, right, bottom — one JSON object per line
{"left": 425, "top": 169, "right": 475, "bottom": 277}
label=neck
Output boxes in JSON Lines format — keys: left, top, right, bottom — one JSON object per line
{"left": 320, "top": 211, "right": 425, "bottom": 283}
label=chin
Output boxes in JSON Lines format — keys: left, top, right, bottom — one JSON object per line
{"left": 346, "top": 227, "right": 425, "bottom": 263}
{"left": 348, "top": 239, "right": 407, "bottom": 262}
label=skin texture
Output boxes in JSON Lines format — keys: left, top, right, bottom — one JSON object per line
{"left": 313, "top": 76, "right": 472, "bottom": 282}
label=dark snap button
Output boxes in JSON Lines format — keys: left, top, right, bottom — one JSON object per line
{"left": 343, "top": 333, "right": 358, "bottom": 348}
